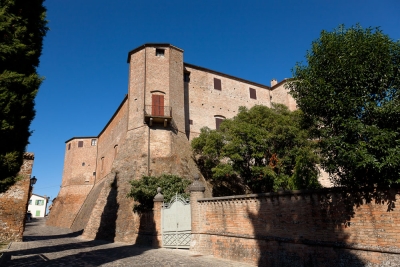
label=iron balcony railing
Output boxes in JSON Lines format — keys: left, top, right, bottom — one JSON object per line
{"left": 144, "top": 105, "right": 172, "bottom": 118}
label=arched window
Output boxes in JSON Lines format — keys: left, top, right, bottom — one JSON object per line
{"left": 214, "top": 115, "right": 226, "bottom": 130}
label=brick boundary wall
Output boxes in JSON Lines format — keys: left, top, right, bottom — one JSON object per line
{"left": 0, "top": 153, "right": 34, "bottom": 242}
{"left": 189, "top": 186, "right": 400, "bottom": 266}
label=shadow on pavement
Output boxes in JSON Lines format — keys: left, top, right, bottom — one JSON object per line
{"left": 6, "top": 238, "right": 152, "bottom": 266}
{"left": 23, "top": 229, "right": 84, "bottom": 241}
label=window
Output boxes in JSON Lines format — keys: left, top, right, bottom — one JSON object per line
{"left": 184, "top": 72, "right": 190, "bottom": 82}
{"left": 249, "top": 88, "right": 257, "bottom": 99}
{"left": 82, "top": 162, "right": 85, "bottom": 166}
{"left": 156, "top": 48, "right": 165, "bottom": 57}
{"left": 101, "top": 157, "right": 104, "bottom": 171}
{"left": 28, "top": 200, "right": 32, "bottom": 205}
{"left": 114, "top": 145, "right": 118, "bottom": 159}
{"left": 91, "top": 139, "right": 97, "bottom": 146}
{"left": 215, "top": 118, "right": 225, "bottom": 130}
{"left": 214, "top": 78, "right": 221, "bottom": 90}
{"left": 78, "top": 141, "right": 83, "bottom": 148}
{"left": 68, "top": 143, "right": 71, "bottom": 150}
{"left": 152, "top": 94, "right": 164, "bottom": 116}
{"left": 189, "top": 119, "right": 193, "bottom": 125}
{"left": 35, "top": 200, "right": 44, "bottom": 206}
{"left": 36, "top": 210, "right": 40, "bottom": 216}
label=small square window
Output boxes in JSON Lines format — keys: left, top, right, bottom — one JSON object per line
{"left": 214, "top": 78, "right": 221, "bottom": 90}
{"left": 249, "top": 88, "right": 257, "bottom": 99}
{"left": 156, "top": 48, "right": 165, "bottom": 57}
{"left": 91, "top": 139, "right": 97, "bottom": 146}
{"left": 78, "top": 141, "right": 83, "bottom": 148}
{"left": 189, "top": 119, "right": 193, "bottom": 125}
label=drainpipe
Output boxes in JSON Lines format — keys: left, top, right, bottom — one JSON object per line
{"left": 144, "top": 47, "right": 150, "bottom": 175}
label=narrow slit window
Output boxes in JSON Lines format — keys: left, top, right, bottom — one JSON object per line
{"left": 184, "top": 72, "right": 190, "bottom": 82}
{"left": 101, "top": 157, "right": 104, "bottom": 171}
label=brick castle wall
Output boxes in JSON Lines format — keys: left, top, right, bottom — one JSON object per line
{"left": 79, "top": 45, "right": 211, "bottom": 242}
{"left": 0, "top": 153, "right": 34, "bottom": 242}
{"left": 190, "top": 189, "right": 400, "bottom": 266}
{"left": 49, "top": 43, "right": 303, "bottom": 243}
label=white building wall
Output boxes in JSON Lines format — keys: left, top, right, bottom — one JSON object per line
{"left": 28, "top": 194, "right": 48, "bottom": 217}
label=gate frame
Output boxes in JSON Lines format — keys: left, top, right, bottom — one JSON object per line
{"left": 161, "top": 193, "right": 191, "bottom": 248}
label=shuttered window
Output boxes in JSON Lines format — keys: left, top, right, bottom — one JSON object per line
{"left": 214, "top": 78, "right": 221, "bottom": 90}
{"left": 78, "top": 141, "right": 83, "bottom": 148}
{"left": 152, "top": 95, "right": 165, "bottom": 116}
{"left": 249, "top": 88, "right": 257, "bottom": 99}
{"left": 215, "top": 118, "right": 224, "bottom": 130}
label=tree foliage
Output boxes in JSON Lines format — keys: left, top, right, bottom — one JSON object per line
{"left": 0, "top": 0, "right": 48, "bottom": 192}
{"left": 192, "top": 104, "right": 320, "bottom": 195}
{"left": 127, "top": 174, "right": 191, "bottom": 212}
{"left": 287, "top": 25, "right": 400, "bottom": 190}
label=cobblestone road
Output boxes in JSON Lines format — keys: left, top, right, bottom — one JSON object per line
{"left": 1, "top": 218, "right": 252, "bottom": 267}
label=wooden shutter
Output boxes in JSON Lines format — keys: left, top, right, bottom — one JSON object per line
{"left": 216, "top": 118, "right": 223, "bottom": 130}
{"left": 152, "top": 95, "right": 164, "bottom": 116}
{"left": 249, "top": 88, "right": 257, "bottom": 99}
{"left": 214, "top": 78, "right": 221, "bottom": 90}
{"left": 78, "top": 141, "right": 83, "bottom": 147}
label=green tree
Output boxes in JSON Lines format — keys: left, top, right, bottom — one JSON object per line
{"left": 0, "top": 0, "right": 48, "bottom": 192}
{"left": 127, "top": 174, "right": 191, "bottom": 212}
{"left": 192, "top": 104, "right": 320, "bottom": 195}
{"left": 287, "top": 25, "right": 400, "bottom": 190}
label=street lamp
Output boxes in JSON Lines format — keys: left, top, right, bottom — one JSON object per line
{"left": 30, "top": 176, "right": 37, "bottom": 186}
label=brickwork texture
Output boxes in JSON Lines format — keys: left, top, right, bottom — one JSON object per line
{"left": 48, "top": 43, "right": 327, "bottom": 254}
{"left": 190, "top": 189, "right": 400, "bottom": 266}
{"left": 0, "top": 153, "right": 34, "bottom": 242}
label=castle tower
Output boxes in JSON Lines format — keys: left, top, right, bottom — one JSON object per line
{"left": 127, "top": 44, "right": 185, "bottom": 131}
{"left": 125, "top": 44, "right": 190, "bottom": 177}
{"left": 46, "top": 137, "right": 97, "bottom": 228}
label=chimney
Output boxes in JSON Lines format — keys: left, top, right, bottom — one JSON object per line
{"left": 271, "top": 79, "right": 278, "bottom": 87}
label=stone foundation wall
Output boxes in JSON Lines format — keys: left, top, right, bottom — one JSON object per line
{"left": 0, "top": 153, "right": 34, "bottom": 242}
{"left": 190, "top": 188, "right": 400, "bottom": 266}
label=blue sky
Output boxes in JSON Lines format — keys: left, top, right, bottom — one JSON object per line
{"left": 28, "top": 0, "right": 400, "bottom": 202}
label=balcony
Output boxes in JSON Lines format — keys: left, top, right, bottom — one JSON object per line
{"left": 144, "top": 105, "right": 172, "bottom": 127}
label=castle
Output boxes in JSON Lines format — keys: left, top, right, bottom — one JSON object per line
{"left": 47, "top": 43, "right": 298, "bottom": 241}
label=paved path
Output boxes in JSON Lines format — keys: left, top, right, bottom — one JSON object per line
{"left": 1, "top": 218, "right": 253, "bottom": 267}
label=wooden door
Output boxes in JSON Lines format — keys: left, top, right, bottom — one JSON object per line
{"left": 152, "top": 95, "right": 164, "bottom": 116}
